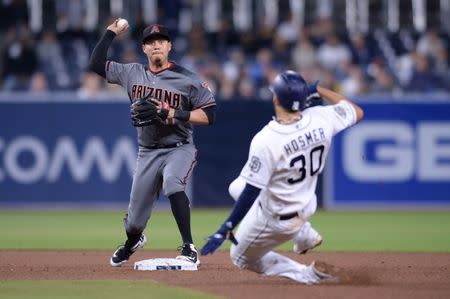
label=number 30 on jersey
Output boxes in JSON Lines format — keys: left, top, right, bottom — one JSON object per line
{"left": 288, "top": 145, "right": 325, "bottom": 184}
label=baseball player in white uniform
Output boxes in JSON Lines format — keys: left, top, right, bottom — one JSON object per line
{"left": 201, "top": 71, "right": 364, "bottom": 284}
{"left": 228, "top": 176, "right": 322, "bottom": 255}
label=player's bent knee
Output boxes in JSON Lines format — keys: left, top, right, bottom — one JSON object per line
{"left": 230, "top": 251, "right": 242, "bottom": 268}
{"left": 230, "top": 251, "right": 262, "bottom": 273}
{"left": 163, "top": 176, "right": 185, "bottom": 196}
{"left": 164, "top": 187, "right": 185, "bottom": 197}
{"left": 230, "top": 244, "right": 266, "bottom": 273}
{"left": 230, "top": 244, "right": 247, "bottom": 268}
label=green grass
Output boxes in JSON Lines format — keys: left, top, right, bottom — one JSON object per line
{"left": 0, "top": 280, "right": 221, "bottom": 299}
{"left": 1, "top": 209, "right": 449, "bottom": 299}
{"left": 313, "top": 211, "right": 450, "bottom": 252}
{"left": 0, "top": 210, "right": 449, "bottom": 252}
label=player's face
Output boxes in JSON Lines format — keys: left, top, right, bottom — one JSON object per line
{"left": 143, "top": 38, "right": 172, "bottom": 65}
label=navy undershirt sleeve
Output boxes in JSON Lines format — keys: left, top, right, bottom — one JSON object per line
{"left": 88, "top": 30, "right": 116, "bottom": 78}
{"left": 218, "top": 183, "right": 261, "bottom": 233}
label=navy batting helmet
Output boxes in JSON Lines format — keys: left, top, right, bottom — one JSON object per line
{"left": 269, "top": 71, "right": 308, "bottom": 111}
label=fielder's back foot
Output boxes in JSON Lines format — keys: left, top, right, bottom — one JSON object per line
{"left": 110, "top": 234, "right": 147, "bottom": 267}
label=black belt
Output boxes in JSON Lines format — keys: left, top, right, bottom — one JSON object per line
{"left": 143, "top": 140, "right": 189, "bottom": 149}
{"left": 279, "top": 212, "right": 299, "bottom": 220}
{"left": 258, "top": 202, "right": 299, "bottom": 221}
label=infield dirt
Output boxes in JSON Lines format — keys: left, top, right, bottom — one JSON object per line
{"left": 1, "top": 250, "right": 449, "bottom": 298}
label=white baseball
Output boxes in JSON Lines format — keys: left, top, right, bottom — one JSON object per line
{"left": 117, "top": 18, "right": 128, "bottom": 29}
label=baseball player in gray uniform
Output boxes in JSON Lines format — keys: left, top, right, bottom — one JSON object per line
{"left": 201, "top": 71, "right": 364, "bottom": 284}
{"left": 88, "top": 20, "right": 216, "bottom": 267}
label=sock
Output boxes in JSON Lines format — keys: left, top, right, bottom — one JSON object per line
{"left": 122, "top": 213, "right": 143, "bottom": 248}
{"left": 168, "top": 191, "right": 193, "bottom": 244}
{"left": 125, "top": 231, "right": 141, "bottom": 248}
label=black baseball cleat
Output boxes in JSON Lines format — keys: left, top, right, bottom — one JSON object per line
{"left": 110, "top": 234, "right": 147, "bottom": 267}
{"left": 176, "top": 243, "right": 200, "bottom": 266}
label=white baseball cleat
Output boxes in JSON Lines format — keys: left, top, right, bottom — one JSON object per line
{"left": 300, "top": 262, "right": 336, "bottom": 285}
{"left": 293, "top": 222, "right": 323, "bottom": 254}
{"left": 310, "top": 261, "right": 338, "bottom": 283}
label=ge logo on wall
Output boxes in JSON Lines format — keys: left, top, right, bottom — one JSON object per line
{"left": 343, "top": 121, "right": 450, "bottom": 182}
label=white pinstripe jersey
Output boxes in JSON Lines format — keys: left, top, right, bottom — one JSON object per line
{"left": 240, "top": 100, "right": 357, "bottom": 215}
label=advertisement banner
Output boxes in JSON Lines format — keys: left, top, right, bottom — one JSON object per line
{"left": 325, "top": 102, "right": 450, "bottom": 209}
{"left": 0, "top": 100, "right": 266, "bottom": 208}
{"left": 3, "top": 99, "right": 449, "bottom": 209}
{"left": 0, "top": 102, "right": 138, "bottom": 207}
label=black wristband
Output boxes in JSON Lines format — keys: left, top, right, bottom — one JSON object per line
{"left": 174, "top": 109, "right": 190, "bottom": 122}
{"left": 159, "top": 108, "right": 169, "bottom": 121}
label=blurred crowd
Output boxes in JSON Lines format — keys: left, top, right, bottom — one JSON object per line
{"left": 0, "top": 0, "right": 449, "bottom": 101}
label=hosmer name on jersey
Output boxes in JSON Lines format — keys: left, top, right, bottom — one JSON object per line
{"left": 131, "top": 84, "right": 182, "bottom": 108}
{"left": 284, "top": 128, "right": 326, "bottom": 155}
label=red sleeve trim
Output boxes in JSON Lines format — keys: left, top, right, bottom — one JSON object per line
{"left": 105, "top": 60, "right": 111, "bottom": 72}
{"left": 197, "top": 102, "right": 216, "bottom": 109}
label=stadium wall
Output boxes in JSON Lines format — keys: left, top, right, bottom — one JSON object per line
{"left": 0, "top": 96, "right": 449, "bottom": 209}
{"left": 325, "top": 100, "right": 450, "bottom": 209}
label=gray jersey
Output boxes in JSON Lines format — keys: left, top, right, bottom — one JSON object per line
{"left": 106, "top": 61, "right": 216, "bottom": 146}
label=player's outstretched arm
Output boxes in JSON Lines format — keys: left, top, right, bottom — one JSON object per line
{"left": 88, "top": 19, "right": 129, "bottom": 78}
{"left": 201, "top": 183, "right": 260, "bottom": 255}
{"left": 313, "top": 83, "right": 364, "bottom": 123}
{"left": 182, "top": 107, "right": 215, "bottom": 125}
{"left": 151, "top": 99, "right": 216, "bottom": 125}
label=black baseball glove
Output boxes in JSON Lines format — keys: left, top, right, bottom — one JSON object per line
{"left": 130, "top": 96, "right": 169, "bottom": 127}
